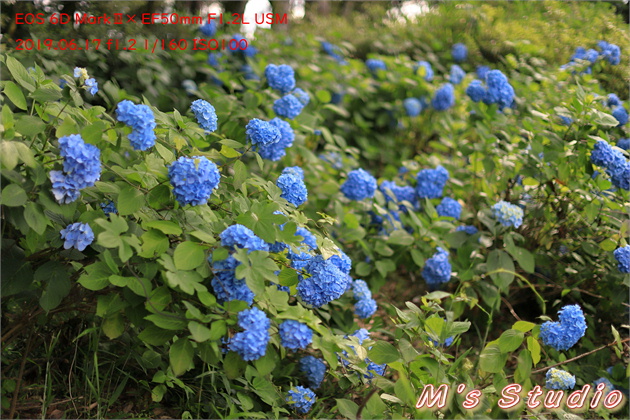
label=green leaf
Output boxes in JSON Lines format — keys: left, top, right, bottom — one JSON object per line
{"left": 169, "top": 337, "right": 193, "bottom": 376}
{"left": 367, "top": 341, "right": 400, "bottom": 364}
{"left": 37, "top": 262, "right": 71, "bottom": 312}
{"left": 138, "top": 325, "right": 175, "bottom": 346}
{"left": 117, "top": 186, "right": 144, "bottom": 215}
{"left": 3, "top": 81, "right": 27, "bottom": 110}
{"left": 188, "top": 321, "right": 212, "bottom": 343}
{"left": 526, "top": 336, "right": 541, "bottom": 365}
{"left": 278, "top": 268, "right": 298, "bottom": 286}
{"left": 512, "top": 321, "right": 536, "bottom": 333}
{"left": 174, "top": 242, "right": 206, "bottom": 271}
{"left": 486, "top": 250, "right": 515, "bottom": 291}
{"left": 498, "top": 329, "right": 524, "bottom": 353}
{"left": 6, "top": 56, "right": 36, "bottom": 91}
{"left": 219, "top": 144, "right": 241, "bottom": 158}
{"left": 15, "top": 116, "right": 46, "bottom": 137}
{"left": 1, "top": 184, "right": 27, "bottom": 207}
{"left": 102, "top": 313, "right": 125, "bottom": 339}
{"left": 24, "top": 202, "right": 47, "bottom": 235}
{"left": 30, "top": 86, "right": 62, "bottom": 103}
{"left": 224, "top": 351, "right": 247, "bottom": 379}
{"left": 0, "top": 142, "right": 18, "bottom": 170}
{"left": 599, "top": 238, "right": 617, "bottom": 252}
{"left": 336, "top": 399, "right": 359, "bottom": 419}
{"left": 144, "top": 220, "right": 183, "bottom": 235}
{"left": 145, "top": 313, "right": 187, "bottom": 331}
{"left": 387, "top": 230, "right": 415, "bottom": 246}
{"left": 505, "top": 245, "right": 535, "bottom": 273}
{"left": 479, "top": 343, "right": 508, "bottom": 373}
{"left": 78, "top": 262, "right": 112, "bottom": 291}
{"left": 316, "top": 90, "right": 331, "bottom": 103}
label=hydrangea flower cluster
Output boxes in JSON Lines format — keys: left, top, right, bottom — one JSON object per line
{"left": 449, "top": 65, "right": 466, "bottom": 85}
{"left": 49, "top": 134, "right": 101, "bottom": 204}
{"left": 403, "top": 98, "right": 422, "bottom": 117}
{"left": 613, "top": 245, "right": 630, "bottom": 273}
{"left": 414, "top": 60, "right": 434, "bottom": 81}
{"left": 246, "top": 118, "right": 281, "bottom": 146}
{"left": 199, "top": 21, "right": 216, "bottom": 36}
{"left": 561, "top": 41, "right": 621, "bottom": 73}
{"left": 492, "top": 201, "right": 524, "bottom": 228}
{"left": 598, "top": 41, "right": 621, "bottom": 65}
{"left": 255, "top": 118, "right": 295, "bottom": 161}
{"left": 416, "top": 165, "right": 449, "bottom": 199}
{"left": 366, "top": 58, "right": 387, "bottom": 74}
{"left": 73, "top": 67, "right": 98, "bottom": 95}
{"left": 286, "top": 386, "right": 316, "bottom": 414}
{"left": 590, "top": 139, "right": 629, "bottom": 190}
{"left": 612, "top": 106, "right": 628, "bottom": 126}
{"left": 168, "top": 156, "right": 221, "bottom": 206}
{"left": 297, "top": 255, "right": 347, "bottom": 308}
{"left": 607, "top": 94, "right": 622, "bottom": 108}
{"left": 617, "top": 138, "right": 630, "bottom": 151}
{"left": 265, "top": 64, "right": 296, "bottom": 94}
{"left": 277, "top": 167, "right": 308, "bottom": 207}
{"left": 436, "top": 197, "right": 462, "bottom": 219}
{"left": 466, "top": 70, "right": 515, "bottom": 109}
{"left": 115, "top": 100, "right": 157, "bottom": 151}
{"left": 452, "top": 43, "right": 468, "bottom": 62}
{"left": 430, "top": 336, "right": 454, "bottom": 347}
{"left": 559, "top": 115, "right": 573, "bottom": 126}
{"left": 321, "top": 41, "right": 346, "bottom": 64}
{"left": 211, "top": 255, "right": 254, "bottom": 305}
{"left": 352, "top": 280, "right": 377, "bottom": 319}
{"left": 545, "top": 368, "right": 576, "bottom": 390}
{"left": 340, "top": 329, "right": 387, "bottom": 379}
{"left": 292, "top": 88, "right": 310, "bottom": 105}
{"left": 380, "top": 180, "right": 418, "bottom": 212}
{"left": 593, "top": 378, "right": 615, "bottom": 396}
{"left": 432, "top": 83, "right": 455, "bottom": 111}
{"left": 539, "top": 304, "right": 587, "bottom": 351}
{"left": 279, "top": 320, "right": 313, "bottom": 350}
{"left": 190, "top": 99, "right": 218, "bottom": 132}
{"left": 299, "top": 356, "right": 326, "bottom": 389}
{"left": 229, "top": 308, "right": 270, "bottom": 361}
{"left": 340, "top": 169, "right": 377, "bottom": 200}
{"left": 476, "top": 65, "right": 490, "bottom": 80}
{"left": 422, "top": 247, "right": 452, "bottom": 287}
{"left": 100, "top": 200, "right": 117, "bottom": 216}
{"left": 273, "top": 94, "right": 305, "bottom": 119}
{"left": 456, "top": 225, "right": 478, "bottom": 235}
{"left": 220, "top": 224, "right": 269, "bottom": 252}
{"left": 60, "top": 222, "right": 94, "bottom": 251}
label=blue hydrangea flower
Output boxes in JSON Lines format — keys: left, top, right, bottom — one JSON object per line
{"left": 286, "top": 386, "right": 316, "bottom": 414}
{"left": 255, "top": 118, "right": 295, "bottom": 161}
{"left": 168, "top": 156, "right": 220, "bottom": 206}
{"left": 416, "top": 165, "right": 449, "bottom": 199}
{"left": 49, "top": 171, "right": 81, "bottom": 204}
{"left": 422, "top": 247, "right": 451, "bottom": 287}
{"left": 115, "top": 100, "right": 157, "bottom": 151}
{"left": 292, "top": 88, "right": 310, "bottom": 105}
{"left": 545, "top": 368, "right": 576, "bottom": 390}
{"left": 380, "top": 180, "right": 418, "bottom": 211}
{"left": 591, "top": 140, "right": 619, "bottom": 168}
{"left": 340, "top": 169, "right": 377, "bottom": 200}
{"left": 432, "top": 83, "right": 455, "bottom": 111}
{"left": 593, "top": 378, "right": 615, "bottom": 395}
{"left": 299, "top": 356, "right": 326, "bottom": 389}
{"left": 476, "top": 65, "right": 490, "bottom": 80}
{"left": 452, "top": 43, "right": 467, "bottom": 62}
{"left": 295, "top": 227, "right": 317, "bottom": 250}
{"left": 211, "top": 255, "right": 254, "bottom": 305}
{"left": 617, "top": 138, "right": 630, "bottom": 150}
{"left": 73, "top": 67, "right": 85, "bottom": 78}
{"left": 492, "top": 201, "right": 524, "bottom": 228}
{"left": 277, "top": 171, "right": 308, "bottom": 207}
{"left": 246, "top": 118, "right": 281, "bottom": 146}
{"left": 199, "top": 21, "right": 216, "bottom": 36}
{"left": 612, "top": 106, "right": 628, "bottom": 126}
{"left": 329, "top": 248, "right": 352, "bottom": 275}
{"left": 279, "top": 320, "right": 313, "bottom": 349}
{"left": 321, "top": 41, "right": 345, "bottom": 63}
{"left": 430, "top": 336, "right": 454, "bottom": 347}
{"left": 84, "top": 78, "right": 98, "bottom": 95}
{"left": 100, "top": 200, "right": 117, "bottom": 216}
{"left": 611, "top": 162, "right": 629, "bottom": 190}
{"left": 330, "top": 91, "right": 344, "bottom": 104}
{"left": 559, "top": 116, "right": 573, "bottom": 126}
{"left": 282, "top": 166, "right": 304, "bottom": 180}
{"left": 483, "top": 70, "right": 515, "bottom": 109}
{"left": 241, "top": 64, "right": 259, "bottom": 81}
{"left": 540, "top": 304, "right": 587, "bottom": 351}
{"left": 366, "top": 58, "right": 386, "bottom": 74}
{"left": 585, "top": 49, "right": 599, "bottom": 63}
{"left": 355, "top": 298, "right": 377, "bottom": 319}
{"left": 456, "top": 225, "right": 478, "bottom": 235}
{"left": 414, "top": 60, "right": 434, "bottom": 81}
{"left": 57, "top": 134, "right": 101, "bottom": 189}
{"left": 207, "top": 52, "right": 222, "bottom": 67}
{"left": 273, "top": 94, "right": 305, "bottom": 119}
{"left": 614, "top": 246, "right": 630, "bottom": 273}
{"left": 607, "top": 94, "right": 622, "bottom": 108}
{"left": 265, "top": 64, "right": 295, "bottom": 94}
{"left": 352, "top": 279, "right": 372, "bottom": 300}
{"left": 319, "top": 151, "right": 343, "bottom": 169}
{"left": 190, "top": 99, "right": 218, "bottom": 132}
{"left": 466, "top": 80, "right": 486, "bottom": 102}
{"left": 449, "top": 65, "right": 466, "bottom": 85}
{"left": 365, "top": 360, "right": 387, "bottom": 378}
{"left": 238, "top": 307, "right": 270, "bottom": 330}
{"left": 436, "top": 197, "right": 462, "bottom": 219}
{"left": 600, "top": 42, "right": 621, "bottom": 65}
{"left": 60, "top": 222, "right": 94, "bottom": 251}
{"left": 297, "top": 255, "right": 347, "bottom": 308}
{"left": 229, "top": 329, "right": 269, "bottom": 361}
{"left": 403, "top": 98, "right": 422, "bottom": 117}
{"left": 220, "top": 224, "right": 269, "bottom": 252}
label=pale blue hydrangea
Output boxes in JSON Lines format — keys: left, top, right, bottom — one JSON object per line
{"left": 58, "top": 134, "right": 101, "bottom": 188}
{"left": 182, "top": 79, "right": 197, "bottom": 95}
{"left": 416, "top": 165, "right": 449, "bottom": 199}
{"left": 593, "top": 378, "right": 615, "bottom": 396}
{"left": 612, "top": 106, "right": 628, "bottom": 126}
{"left": 355, "top": 298, "right": 377, "bottom": 319}
{"left": 476, "top": 65, "right": 490, "bottom": 80}
{"left": 292, "top": 88, "right": 310, "bottom": 105}
{"left": 340, "top": 168, "right": 377, "bottom": 200}
{"left": 286, "top": 386, "right": 316, "bottom": 414}
{"left": 168, "top": 156, "right": 220, "bottom": 206}
{"left": 432, "top": 83, "right": 455, "bottom": 111}
{"left": 422, "top": 247, "right": 451, "bottom": 287}
{"left": 456, "top": 225, "right": 478, "bottom": 235}
{"left": 599, "top": 41, "right": 621, "bottom": 65}
{"left": 115, "top": 100, "right": 157, "bottom": 151}
{"left": 300, "top": 356, "right": 326, "bottom": 389}
{"left": 366, "top": 58, "right": 386, "bottom": 74}
{"left": 614, "top": 246, "right": 630, "bottom": 273}
{"left": 49, "top": 171, "right": 82, "bottom": 204}
{"left": 546, "top": 368, "right": 576, "bottom": 390}
{"left": 297, "top": 255, "right": 347, "bottom": 308}
{"left": 430, "top": 336, "right": 454, "bottom": 347}
{"left": 436, "top": 197, "right": 462, "bottom": 219}
{"left": 492, "top": 201, "right": 524, "bottom": 228}
{"left": 279, "top": 320, "right": 313, "bottom": 349}
{"left": 60, "top": 222, "right": 94, "bottom": 251}
{"left": 329, "top": 248, "right": 352, "bottom": 275}
{"left": 211, "top": 255, "right": 254, "bottom": 305}
{"left": 452, "top": 43, "right": 468, "bottom": 62}
{"left": 403, "top": 98, "right": 422, "bottom": 117}
{"left": 220, "top": 224, "right": 269, "bottom": 252}
{"left": 255, "top": 118, "right": 295, "bottom": 161}
{"left": 449, "top": 65, "right": 466, "bottom": 85}
{"left": 277, "top": 171, "right": 308, "bottom": 207}
{"left": 273, "top": 94, "right": 305, "bottom": 119}
{"left": 190, "top": 99, "right": 218, "bottom": 132}
{"left": 246, "top": 118, "right": 281, "bottom": 146}
{"left": 352, "top": 280, "right": 372, "bottom": 300}
{"left": 265, "top": 64, "right": 295, "bottom": 94}
{"left": 540, "top": 304, "right": 587, "bottom": 351}
{"left": 84, "top": 78, "right": 98, "bottom": 95}
{"left": 414, "top": 60, "right": 434, "bottom": 81}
